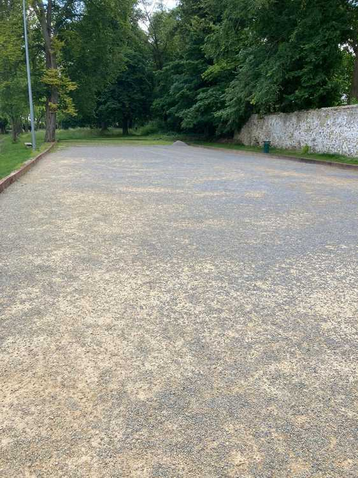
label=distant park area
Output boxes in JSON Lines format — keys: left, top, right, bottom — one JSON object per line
{"left": 1, "top": 0, "right": 358, "bottom": 161}
{"left": 2, "top": 128, "right": 358, "bottom": 182}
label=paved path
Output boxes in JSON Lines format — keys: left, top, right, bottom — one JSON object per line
{"left": 1, "top": 145, "right": 358, "bottom": 477}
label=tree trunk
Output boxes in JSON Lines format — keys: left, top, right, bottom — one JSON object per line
{"left": 101, "top": 121, "right": 109, "bottom": 134}
{"left": 123, "top": 117, "right": 129, "bottom": 136}
{"left": 36, "top": 0, "right": 59, "bottom": 142}
{"left": 349, "top": 49, "right": 358, "bottom": 104}
{"left": 45, "top": 89, "right": 58, "bottom": 142}
{"left": 11, "top": 118, "right": 19, "bottom": 143}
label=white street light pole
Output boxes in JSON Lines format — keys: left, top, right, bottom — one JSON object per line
{"left": 22, "top": 0, "right": 36, "bottom": 150}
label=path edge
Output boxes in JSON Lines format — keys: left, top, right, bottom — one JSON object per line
{"left": 191, "top": 145, "right": 358, "bottom": 171}
{"left": 0, "top": 142, "right": 56, "bottom": 194}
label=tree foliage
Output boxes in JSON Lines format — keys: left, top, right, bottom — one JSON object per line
{"left": 150, "top": 0, "right": 355, "bottom": 135}
{"left": 96, "top": 49, "right": 154, "bottom": 134}
{"left": 0, "top": 0, "right": 357, "bottom": 141}
{"left": 0, "top": 0, "right": 29, "bottom": 141}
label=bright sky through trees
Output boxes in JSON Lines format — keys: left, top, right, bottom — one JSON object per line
{"left": 149, "top": 0, "right": 177, "bottom": 10}
{"left": 162, "top": 0, "right": 177, "bottom": 7}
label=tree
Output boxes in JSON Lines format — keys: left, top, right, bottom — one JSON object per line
{"left": 61, "top": 0, "right": 134, "bottom": 126}
{"left": 151, "top": 0, "right": 223, "bottom": 135}
{"left": 97, "top": 48, "right": 154, "bottom": 135}
{"left": 150, "top": 0, "right": 352, "bottom": 136}
{"left": 29, "top": 0, "right": 80, "bottom": 142}
{"left": 1, "top": 0, "right": 353, "bottom": 142}
{"left": 0, "top": 0, "right": 29, "bottom": 142}
{"left": 144, "top": 3, "right": 179, "bottom": 71}
{"left": 208, "top": 0, "right": 350, "bottom": 131}
{"left": 347, "top": 0, "right": 358, "bottom": 102}
{"left": 29, "top": 0, "right": 134, "bottom": 142}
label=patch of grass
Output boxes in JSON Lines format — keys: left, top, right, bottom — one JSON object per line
{"left": 56, "top": 139, "right": 173, "bottom": 149}
{"left": 55, "top": 128, "right": 191, "bottom": 146}
{"left": 0, "top": 132, "right": 47, "bottom": 179}
{"left": 56, "top": 128, "right": 122, "bottom": 141}
{"left": 190, "top": 141, "right": 358, "bottom": 166}
{"left": 56, "top": 128, "right": 200, "bottom": 143}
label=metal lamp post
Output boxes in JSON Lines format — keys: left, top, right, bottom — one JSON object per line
{"left": 22, "top": 0, "right": 36, "bottom": 150}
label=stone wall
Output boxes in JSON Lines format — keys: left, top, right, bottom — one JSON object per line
{"left": 236, "top": 105, "right": 358, "bottom": 157}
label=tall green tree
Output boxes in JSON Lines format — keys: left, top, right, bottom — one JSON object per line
{"left": 151, "top": 0, "right": 353, "bottom": 135}
{"left": 61, "top": 0, "right": 134, "bottom": 126}
{"left": 347, "top": 0, "right": 358, "bottom": 102}
{"left": 96, "top": 24, "right": 154, "bottom": 135}
{"left": 152, "top": 0, "right": 223, "bottom": 135}
{"left": 0, "top": 0, "right": 28, "bottom": 142}
{"left": 209, "top": 0, "right": 350, "bottom": 130}
{"left": 144, "top": 2, "right": 180, "bottom": 71}
{"left": 29, "top": 0, "right": 134, "bottom": 142}
{"left": 29, "top": 0, "right": 76, "bottom": 141}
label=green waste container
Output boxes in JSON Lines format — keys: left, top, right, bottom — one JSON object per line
{"left": 263, "top": 141, "right": 271, "bottom": 154}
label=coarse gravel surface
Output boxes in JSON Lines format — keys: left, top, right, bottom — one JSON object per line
{"left": 1, "top": 145, "right": 358, "bottom": 477}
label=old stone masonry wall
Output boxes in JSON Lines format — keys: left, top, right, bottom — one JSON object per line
{"left": 236, "top": 105, "right": 358, "bottom": 157}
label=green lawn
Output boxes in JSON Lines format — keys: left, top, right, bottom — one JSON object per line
{"left": 0, "top": 132, "right": 47, "bottom": 179}
{"left": 190, "top": 141, "right": 358, "bottom": 166}
{"left": 55, "top": 128, "right": 176, "bottom": 148}
{"left": 56, "top": 128, "right": 177, "bottom": 144}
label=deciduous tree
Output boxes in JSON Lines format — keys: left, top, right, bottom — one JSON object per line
{"left": 0, "top": 0, "right": 28, "bottom": 142}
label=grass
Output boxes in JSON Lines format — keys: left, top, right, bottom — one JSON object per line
{"left": 56, "top": 128, "right": 178, "bottom": 144}
{"left": 0, "top": 131, "right": 47, "bottom": 179}
{"left": 190, "top": 141, "right": 358, "bottom": 166}
{"left": 55, "top": 128, "right": 178, "bottom": 149}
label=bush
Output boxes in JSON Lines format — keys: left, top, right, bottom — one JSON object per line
{"left": 138, "top": 120, "right": 166, "bottom": 136}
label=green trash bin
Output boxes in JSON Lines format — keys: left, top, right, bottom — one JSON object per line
{"left": 263, "top": 141, "right": 271, "bottom": 154}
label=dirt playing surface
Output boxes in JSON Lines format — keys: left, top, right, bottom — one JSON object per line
{"left": 1, "top": 145, "right": 358, "bottom": 477}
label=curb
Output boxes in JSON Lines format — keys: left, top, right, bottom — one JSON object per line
{"left": 191, "top": 145, "right": 358, "bottom": 172}
{"left": 0, "top": 142, "right": 56, "bottom": 194}
{"left": 269, "top": 153, "right": 358, "bottom": 171}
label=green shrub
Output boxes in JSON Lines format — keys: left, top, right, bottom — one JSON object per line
{"left": 138, "top": 121, "right": 164, "bottom": 136}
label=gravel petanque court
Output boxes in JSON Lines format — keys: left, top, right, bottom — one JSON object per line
{"left": 1, "top": 144, "right": 358, "bottom": 477}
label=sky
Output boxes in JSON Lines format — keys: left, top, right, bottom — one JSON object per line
{"left": 162, "top": 0, "right": 178, "bottom": 7}
{"left": 139, "top": 0, "right": 177, "bottom": 30}
{"left": 146, "top": 0, "right": 178, "bottom": 11}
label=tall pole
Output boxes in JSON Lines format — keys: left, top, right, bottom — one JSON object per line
{"left": 22, "top": 0, "right": 36, "bottom": 150}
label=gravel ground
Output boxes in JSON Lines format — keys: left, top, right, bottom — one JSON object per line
{"left": 1, "top": 144, "right": 358, "bottom": 477}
